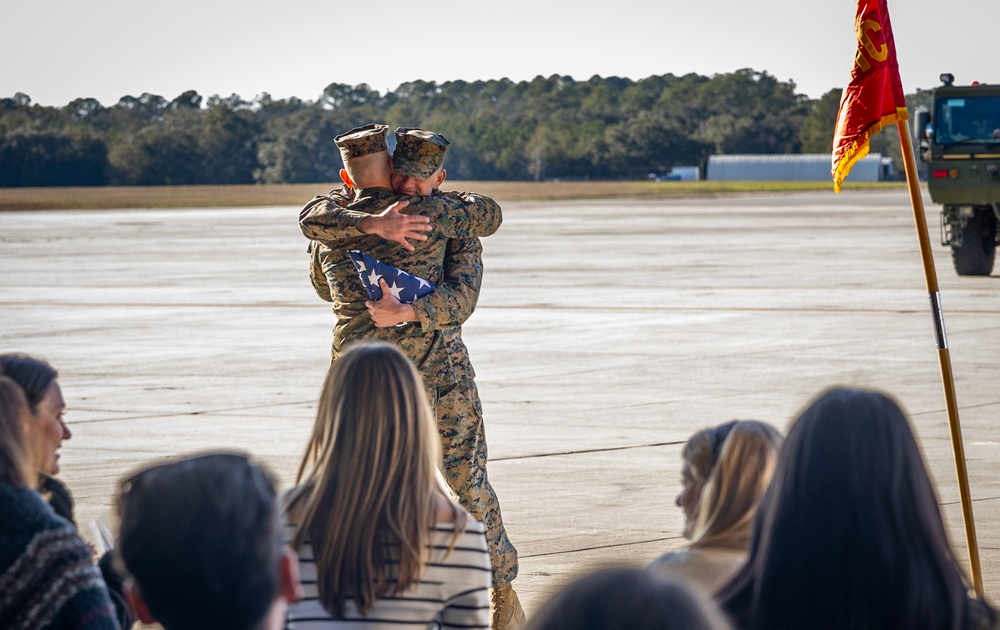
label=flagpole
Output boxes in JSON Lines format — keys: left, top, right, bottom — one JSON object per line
{"left": 896, "top": 122, "right": 984, "bottom": 597}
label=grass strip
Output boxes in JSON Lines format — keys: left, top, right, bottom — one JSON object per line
{"left": 0, "top": 181, "right": 905, "bottom": 211}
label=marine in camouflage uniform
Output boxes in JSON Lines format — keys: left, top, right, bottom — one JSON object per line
{"left": 301, "top": 125, "right": 519, "bottom": 591}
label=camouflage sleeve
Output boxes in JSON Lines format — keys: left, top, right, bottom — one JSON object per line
{"left": 410, "top": 237, "right": 483, "bottom": 331}
{"left": 308, "top": 241, "right": 334, "bottom": 303}
{"left": 413, "top": 191, "right": 502, "bottom": 239}
{"left": 298, "top": 185, "right": 369, "bottom": 241}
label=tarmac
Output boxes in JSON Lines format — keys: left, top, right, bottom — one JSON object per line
{"left": 2, "top": 188, "right": 999, "bottom": 613}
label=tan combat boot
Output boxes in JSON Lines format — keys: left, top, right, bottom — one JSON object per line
{"left": 490, "top": 583, "right": 526, "bottom": 629}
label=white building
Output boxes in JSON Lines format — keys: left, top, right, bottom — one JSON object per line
{"left": 706, "top": 153, "right": 893, "bottom": 182}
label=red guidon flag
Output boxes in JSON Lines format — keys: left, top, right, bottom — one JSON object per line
{"left": 832, "top": 0, "right": 908, "bottom": 192}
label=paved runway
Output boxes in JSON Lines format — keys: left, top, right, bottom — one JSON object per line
{"left": 2, "top": 188, "right": 998, "bottom": 612}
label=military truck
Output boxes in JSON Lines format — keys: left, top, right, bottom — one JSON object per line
{"left": 914, "top": 74, "right": 1000, "bottom": 276}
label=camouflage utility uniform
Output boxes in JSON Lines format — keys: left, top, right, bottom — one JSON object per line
{"left": 302, "top": 186, "right": 519, "bottom": 588}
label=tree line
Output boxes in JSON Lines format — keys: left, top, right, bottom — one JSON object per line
{"left": 0, "top": 69, "right": 934, "bottom": 187}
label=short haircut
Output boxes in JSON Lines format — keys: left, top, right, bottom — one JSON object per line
{"left": 0, "top": 353, "right": 58, "bottom": 414}
{"left": 117, "top": 452, "right": 283, "bottom": 630}
{"left": 0, "top": 376, "right": 33, "bottom": 488}
{"left": 525, "top": 567, "right": 731, "bottom": 630}
{"left": 344, "top": 151, "right": 390, "bottom": 189}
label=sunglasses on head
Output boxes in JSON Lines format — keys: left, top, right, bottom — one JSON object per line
{"left": 710, "top": 422, "right": 738, "bottom": 465}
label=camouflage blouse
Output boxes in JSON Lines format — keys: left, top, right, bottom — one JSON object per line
{"left": 301, "top": 186, "right": 501, "bottom": 388}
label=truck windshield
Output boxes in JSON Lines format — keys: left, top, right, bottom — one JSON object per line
{"left": 934, "top": 95, "right": 1000, "bottom": 146}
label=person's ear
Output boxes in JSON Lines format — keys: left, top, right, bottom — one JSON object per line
{"left": 340, "top": 168, "right": 355, "bottom": 188}
{"left": 279, "top": 548, "right": 302, "bottom": 604}
{"left": 434, "top": 168, "right": 447, "bottom": 190}
{"left": 124, "top": 579, "right": 157, "bottom": 625}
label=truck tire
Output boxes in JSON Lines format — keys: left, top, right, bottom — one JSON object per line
{"left": 951, "top": 207, "right": 997, "bottom": 276}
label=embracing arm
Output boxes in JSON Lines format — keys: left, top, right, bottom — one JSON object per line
{"left": 364, "top": 237, "right": 483, "bottom": 330}
{"left": 358, "top": 191, "right": 500, "bottom": 249}
{"left": 298, "top": 185, "right": 365, "bottom": 241}
{"left": 302, "top": 187, "right": 432, "bottom": 250}
{"left": 417, "top": 191, "right": 502, "bottom": 239}
{"left": 411, "top": 237, "right": 483, "bottom": 331}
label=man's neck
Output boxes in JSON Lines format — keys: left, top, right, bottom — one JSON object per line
{"left": 352, "top": 176, "right": 392, "bottom": 190}
{"left": 256, "top": 599, "right": 285, "bottom": 630}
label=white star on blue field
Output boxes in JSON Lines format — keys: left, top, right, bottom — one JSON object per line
{"left": 348, "top": 251, "right": 435, "bottom": 303}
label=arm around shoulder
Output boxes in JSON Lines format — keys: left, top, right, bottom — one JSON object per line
{"left": 417, "top": 191, "right": 502, "bottom": 239}
{"left": 298, "top": 186, "right": 372, "bottom": 242}
{"left": 410, "top": 237, "right": 483, "bottom": 331}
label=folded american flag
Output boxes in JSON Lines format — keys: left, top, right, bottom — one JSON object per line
{"left": 347, "top": 250, "right": 435, "bottom": 303}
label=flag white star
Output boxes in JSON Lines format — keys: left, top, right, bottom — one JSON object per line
{"left": 367, "top": 270, "right": 382, "bottom": 288}
{"left": 417, "top": 277, "right": 431, "bottom": 290}
{"left": 387, "top": 281, "right": 404, "bottom": 300}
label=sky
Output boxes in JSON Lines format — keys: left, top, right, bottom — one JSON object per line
{"left": 5, "top": 0, "right": 1000, "bottom": 107}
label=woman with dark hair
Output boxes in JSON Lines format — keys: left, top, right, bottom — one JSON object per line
{"left": 0, "top": 376, "right": 119, "bottom": 629}
{"left": 0, "top": 353, "right": 73, "bottom": 520}
{"left": 525, "top": 567, "right": 731, "bottom": 630}
{"left": 717, "top": 387, "right": 998, "bottom": 630}
{"left": 0, "top": 352, "right": 133, "bottom": 628}
{"left": 283, "top": 342, "right": 491, "bottom": 628}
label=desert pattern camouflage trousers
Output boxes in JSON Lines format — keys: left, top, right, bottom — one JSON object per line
{"left": 431, "top": 378, "right": 518, "bottom": 587}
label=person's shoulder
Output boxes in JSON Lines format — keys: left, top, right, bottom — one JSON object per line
{"left": 0, "top": 481, "right": 68, "bottom": 533}
{"left": 432, "top": 497, "right": 480, "bottom": 526}
{"left": 969, "top": 596, "right": 1000, "bottom": 630}
{"left": 406, "top": 191, "right": 450, "bottom": 207}
{"left": 429, "top": 512, "right": 488, "bottom": 561}
{"left": 301, "top": 185, "right": 353, "bottom": 213}
{"left": 648, "top": 547, "right": 745, "bottom": 593}
{"left": 648, "top": 548, "right": 692, "bottom": 571}
{"left": 411, "top": 190, "right": 491, "bottom": 206}
{"left": 349, "top": 187, "right": 396, "bottom": 205}
{"left": 439, "top": 190, "right": 500, "bottom": 207}
{"left": 460, "top": 510, "right": 484, "bottom": 532}
{"left": 648, "top": 545, "right": 746, "bottom": 581}
{"left": 326, "top": 184, "right": 353, "bottom": 202}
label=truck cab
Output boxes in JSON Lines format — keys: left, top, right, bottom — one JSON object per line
{"left": 915, "top": 73, "right": 1000, "bottom": 275}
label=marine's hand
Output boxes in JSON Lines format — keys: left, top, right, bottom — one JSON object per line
{"left": 366, "top": 278, "right": 419, "bottom": 327}
{"left": 357, "top": 200, "right": 430, "bottom": 251}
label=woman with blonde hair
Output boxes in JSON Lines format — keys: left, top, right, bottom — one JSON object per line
{"left": 283, "top": 342, "right": 491, "bottom": 629}
{"left": 649, "top": 420, "right": 782, "bottom": 593}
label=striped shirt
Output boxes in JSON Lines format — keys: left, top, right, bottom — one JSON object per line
{"left": 0, "top": 483, "right": 118, "bottom": 630}
{"left": 285, "top": 520, "right": 491, "bottom": 629}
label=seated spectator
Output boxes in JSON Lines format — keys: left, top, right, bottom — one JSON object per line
{"left": 116, "top": 452, "right": 299, "bottom": 630}
{"left": 648, "top": 421, "right": 782, "bottom": 593}
{"left": 524, "top": 567, "right": 731, "bottom": 630}
{"left": 0, "top": 376, "right": 119, "bottom": 629}
{"left": 1, "top": 351, "right": 133, "bottom": 627}
{"left": 284, "top": 342, "right": 491, "bottom": 628}
{"left": 717, "top": 387, "right": 999, "bottom": 629}
{"left": 0, "top": 353, "right": 73, "bottom": 520}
